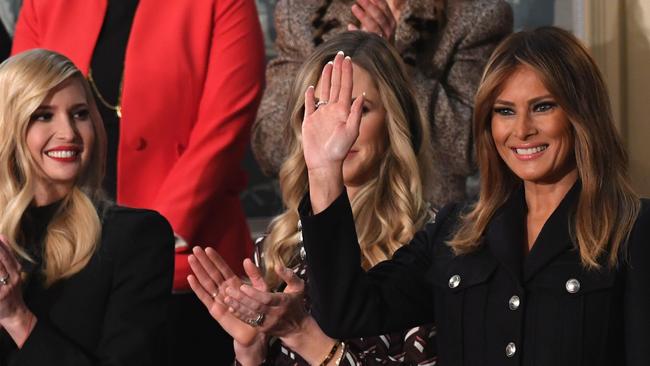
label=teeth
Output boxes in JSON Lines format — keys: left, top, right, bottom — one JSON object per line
{"left": 46, "top": 150, "right": 77, "bottom": 158}
{"left": 515, "top": 145, "right": 547, "bottom": 155}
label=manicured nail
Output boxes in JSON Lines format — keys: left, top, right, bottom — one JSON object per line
{"left": 327, "top": 61, "right": 334, "bottom": 65}
{"left": 337, "top": 50, "right": 344, "bottom": 56}
{"left": 345, "top": 56, "right": 351, "bottom": 61}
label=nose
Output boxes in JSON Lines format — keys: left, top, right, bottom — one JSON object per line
{"left": 54, "top": 115, "right": 80, "bottom": 141}
{"left": 512, "top": 112, "right": 536, "bottom": 140}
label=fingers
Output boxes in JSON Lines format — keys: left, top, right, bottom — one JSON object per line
{"left": 187, "top": 274, "right": 223, "bottom": 310}
{"left": 205, "top": 247, "right": 236, "bottom": 280}
{"left": 339, "top": 56, "right": 354, "bottom": 105}
{"left": 328, "top": 51, "right": 345, "bottom": 103}
{"left": 0, "top": 240, "right": 19, "bottom": 276}
{"left": 274, "top": 266, "right": 304, "bottom": 293}
{"left": 227, "top": 285, "right": 273, "bottom": 311}
{"left": 304, "top": 85, "right": 316, "bottom": 118}
{"left": 318, "top": 61, "right": 333, "bottom": 104}
{"left": 352, "top": 0, "right": 395, "bottom": 39}
{"left": 243, "top": 258, "right": 268, "bottom": 292}
{"left": 187, "top": 253, "right": 221, "bottom": 298}
{"left": 347, "top": 93, "right": 365, "bottom": 137}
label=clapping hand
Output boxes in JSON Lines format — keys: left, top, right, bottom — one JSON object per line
{"left": 187, "top": 247, "right": 263, "bottom": 346}
{"left": 348, "top": 0, "right": 398, "bottom": 44}
{"left": 222, "top": 261, "right": 308, "bottom": 337}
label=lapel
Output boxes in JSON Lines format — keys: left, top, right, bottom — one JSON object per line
{"left": 485, "top": 185, "right": 526, "bottom": 283}
{"left": 523, "top": 182, "right": 581, "bottom": 281}
{"left": 484, "top": 181, "right": 582, "bottom": 284}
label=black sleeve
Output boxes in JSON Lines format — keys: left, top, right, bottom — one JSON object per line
{"left": 300, "top": 191, "right": 454, "bottom": 339}
{"left": 11, "top": 209, "right": 175, "bottom": 366}
{"left": 625, "top": 200, "right": 650, "bottom": 365}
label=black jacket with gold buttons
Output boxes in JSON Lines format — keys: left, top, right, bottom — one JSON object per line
{"left": 300, "top": 183, "right": 650, "bottom": 365}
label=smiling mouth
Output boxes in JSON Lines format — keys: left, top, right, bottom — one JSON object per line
{"left": 513, "top": 145, "right": 548, "bottom": 155}
{"left": 45, "top": 148, "right": 81, "bottom": 162}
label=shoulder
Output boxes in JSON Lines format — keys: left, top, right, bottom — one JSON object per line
{"left": 100, "top": 205, "right": 174, "bottom": 256}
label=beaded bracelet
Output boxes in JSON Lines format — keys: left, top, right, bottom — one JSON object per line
{"left": 319, "top": 340, "right": 341, "bottom": 366}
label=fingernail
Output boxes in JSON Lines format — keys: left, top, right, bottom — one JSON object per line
{"left": 327, "top": 61, "right": 334, "bottom": 65}
{"left": 337, "top": 50, "right": 344, "bottom": 56}
{"left": 362, "top": 92, "right": 366, "bottom": 96}
{"left": 308, "top": 85, "right": 314, "bottom": 90}
{"left": 345, "top": 56, "right": 351, "bottom": 61}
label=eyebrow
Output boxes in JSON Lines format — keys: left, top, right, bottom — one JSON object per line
{"left": 494, "top": 94, "right": 555, "bottom": 106}
{"left": 35, "top": 103, "right": 89, "bottom": 110}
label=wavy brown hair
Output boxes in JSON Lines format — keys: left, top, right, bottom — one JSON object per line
{"left": 0, "top": 49, "right": 107, "bottom": 285}
{"left": 449, "top": 27, "right": 640, "bottom": 268}
{"left": 263, "top": 31, "right": 433, "bottom": 287}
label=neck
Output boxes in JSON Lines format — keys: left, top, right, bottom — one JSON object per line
{"left": 346, "top": 185, "right": 360, "bottom": 201}
{"left": 33, "top": 184, "right": 71, "bottom": 207}
{"left": 523, "top": 170, "right": 578, "bottom": 218}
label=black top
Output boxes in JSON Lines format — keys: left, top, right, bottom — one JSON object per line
{"left": 90, "top": 0, "right": 139, "bottom": 199}
{"left": 0, "top": 202, "right": 174, "bottom": 366}
{"left": 300, "top": 183, "right": 650, "bottom": 365}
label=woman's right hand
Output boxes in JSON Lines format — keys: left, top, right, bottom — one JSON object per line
{"left": 302, "top": 51, "right": 364, "bottom": 212}
{"left": 187, "top": 247, "right": 261, "bottom": 346}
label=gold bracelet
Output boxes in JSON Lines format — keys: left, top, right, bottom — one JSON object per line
{"left": 334, "top": 342, "right": 346, "bottom": 366}
{"left": 319, "top": 340, "right": 341, "bottom": 366}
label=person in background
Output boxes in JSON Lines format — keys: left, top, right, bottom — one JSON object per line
{"left": 11, "top": 1, "right": 266, "bottom": 364}
{"left": 253, "top": 0, "right": 512, "bottom": 208}
{"left": 189, "top": 32, "right": 438, "bottom": 365}
{"left": 0, "top": 49, "right": 173, "bottom": 365}
{"left": 298, "top": 26, "right": 650, "bottom": 365}
{"left": 0, "top": 0, "right": 22, "bottom": 61}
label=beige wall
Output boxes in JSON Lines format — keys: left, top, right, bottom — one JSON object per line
{"left": 624, "top": 0, "right": 650, "bottom": 196}
{"left": 584, "top": 0, "right": 650, "bottom": 197}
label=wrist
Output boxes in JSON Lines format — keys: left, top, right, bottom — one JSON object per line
{"left": 280, "top": 316, "right": 336, "bottom": 364}
{"left": 307, "top": 169, "right": 344, "bottom": 215}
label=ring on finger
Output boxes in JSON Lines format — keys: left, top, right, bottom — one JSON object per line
{"left": 0, "top": 274, "right": 9, "bottom": 286}
{"left": 246, "top": 312, "right": 265, "bottom": 327}
{"left": 315, "top": 100, "right": 328, "bottom": 108}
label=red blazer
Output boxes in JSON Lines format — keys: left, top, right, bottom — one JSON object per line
{"left": 13, "top": 0, "right": 265, "bottom": 291}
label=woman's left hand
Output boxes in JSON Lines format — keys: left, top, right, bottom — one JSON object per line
{"left": 0, "top": 236, "right": 36, "bottom": 346}
{"left": 224, "top": 261, "right": 308, "bottom": 337}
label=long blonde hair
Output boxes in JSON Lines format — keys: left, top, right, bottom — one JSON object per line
{"left": 449, "top": 27, "right": 640, "bottom": 268}
{"left": 263, "top": 32, "right": 433, "bottom": 287}
{"left": 0, "top": 49, "right": 107, "bottom": 286}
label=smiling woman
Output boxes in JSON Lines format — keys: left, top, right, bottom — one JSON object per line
{"left": 0, "top": 49, "right": 174, "bottom": 366}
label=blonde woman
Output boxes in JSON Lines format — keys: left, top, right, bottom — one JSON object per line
{"left": 298, "top": 26, "right": 650, "bottom": 365}
{"left": 189, "top": 32, "right": 438, "bottom": 365}
{"left": 0, "top": 49, "right": 174, "bottom": 365}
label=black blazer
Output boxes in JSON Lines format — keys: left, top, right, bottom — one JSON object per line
{"left": 0, "top": 206, "right": 174, "bottom": 366}
{"left": 300, "top": 184, "right": 650, "bottom": 365}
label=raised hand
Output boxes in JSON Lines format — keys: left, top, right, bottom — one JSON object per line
{"left": 187, "top": 247, "right": 262, "bottom": 346}
{"left": 302, "top": 51, "right": 364, "bottom": 212}
{"left": 0, "top": 236, "right": 35, "bottom": 347}
{"left": 223, "top": 263, "right": 308, "bottom": 337}
{"left": 348, "top": 0, "right": 398, "bottom": 44}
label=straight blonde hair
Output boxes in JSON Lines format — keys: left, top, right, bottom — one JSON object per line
{"left": 449, "top": 27, "right": 640, "bottom": 268}
{"left": 262, "top": 32, "right": 433, "bottom": 288}
{"left": 0, "top": 49, "right": 107, "bottom": 286}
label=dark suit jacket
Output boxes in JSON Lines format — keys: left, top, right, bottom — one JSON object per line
{"left": 301, "top": 183, "right": 650, "bottom": 365}
{"left": 0, "top": 206, "right": 174, "bottom": 366}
